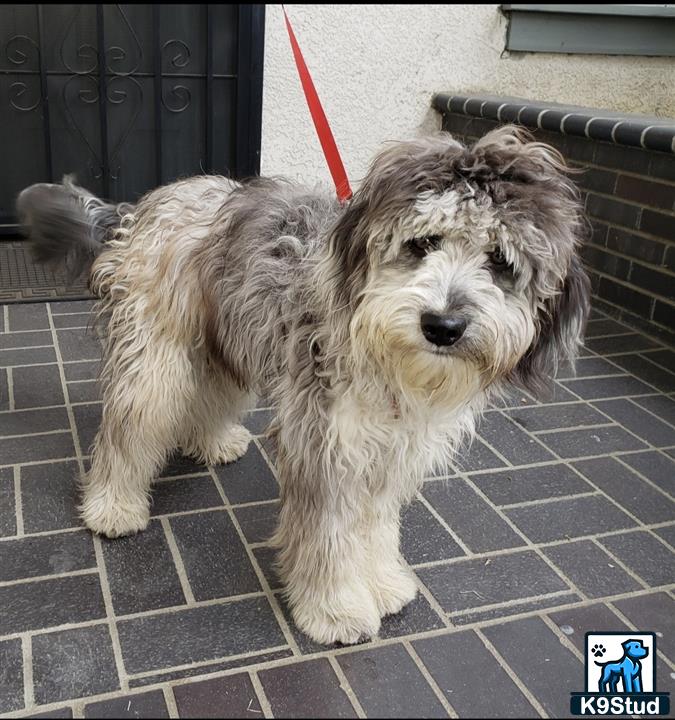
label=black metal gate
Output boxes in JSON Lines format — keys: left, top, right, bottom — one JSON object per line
{"left": 0, "top": 4, "right": 265, "bottom": 234}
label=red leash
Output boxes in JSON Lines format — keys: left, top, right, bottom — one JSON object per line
{"left": 282, "top": 7, "right": 353, "bottom": 204}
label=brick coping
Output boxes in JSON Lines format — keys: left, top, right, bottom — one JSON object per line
{"left": 433, "top": 93, "right": 675, "bottom": 155}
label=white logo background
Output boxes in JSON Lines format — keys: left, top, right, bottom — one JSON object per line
{"left": 586, "top": 633, "right": 655, "bottom": 693}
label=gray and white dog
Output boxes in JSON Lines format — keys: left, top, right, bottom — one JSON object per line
{"left": 18, "top": 126, "right": 590, "bottom": 645}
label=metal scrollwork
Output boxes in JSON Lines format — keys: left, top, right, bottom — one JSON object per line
{"left": 9, "top": 81, "right": 40, "bottom": 112}
{"left": 162, "top": 39, "right": 191, "bottom": 69}
{"left": 6, "top": 34, "right": 39, "bottom": 66}
{"left": 162, "top": 84, "right": 191, "bottom": 113}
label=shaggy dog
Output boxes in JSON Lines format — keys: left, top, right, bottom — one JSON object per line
{"left": 18, "top": 126, "right": 590, "bottom": 645}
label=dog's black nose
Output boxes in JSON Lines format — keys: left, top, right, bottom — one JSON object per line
{"left": 421, "top": 313, "right": 467, "bottom": 347}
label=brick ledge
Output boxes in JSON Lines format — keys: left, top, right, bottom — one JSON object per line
{"left": 433, "top": 93, "right": 675, "bottom": 155}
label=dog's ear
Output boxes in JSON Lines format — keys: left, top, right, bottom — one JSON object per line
{"left": 511, "top": 253, "right": 591, "bottom": 395}
{"left": 325, "top": 195, "right": 371, "bottom": 309}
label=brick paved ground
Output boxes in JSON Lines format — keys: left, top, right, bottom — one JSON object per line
{"left": 0, "top": 300, "right": 673, "bottom": 718}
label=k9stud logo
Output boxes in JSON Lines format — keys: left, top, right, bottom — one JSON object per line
{"left": 570, "top": 632, "right": 670, "bottom": 716}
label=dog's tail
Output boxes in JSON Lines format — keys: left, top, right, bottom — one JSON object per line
{"left": 16, "top": 176, "right": 132, "bottom": 281}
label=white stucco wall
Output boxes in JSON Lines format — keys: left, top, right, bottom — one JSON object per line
{"left": 261, "top": 4, "right": 675, "bottom": 185}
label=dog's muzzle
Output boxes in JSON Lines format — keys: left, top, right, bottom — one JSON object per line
{"left": 421, "top": 312, "right": 467, "bottom": 347}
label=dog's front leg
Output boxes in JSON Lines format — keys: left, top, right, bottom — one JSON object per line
{"left": 273, "top": 446, "right": 381, "bottom": 645}
{"left": 368, "top": 495, "right": 418, "bottom": 617}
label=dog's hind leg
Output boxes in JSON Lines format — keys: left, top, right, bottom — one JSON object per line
{"left": 80, "top": 336, "right": 194, "bottom": 538}
{"left": 179, "top": 366, "right": 253, "bottom": 466}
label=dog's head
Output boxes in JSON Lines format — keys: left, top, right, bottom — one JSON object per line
{"left": 327, "top": 126, "right": 590, "bottom": 403}
{"left": 622, "top": 640, "right": 648, "bottom": 660}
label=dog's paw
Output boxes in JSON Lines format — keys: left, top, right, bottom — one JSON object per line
{"left": 592, "top": 643, "right": 606, "bottom": 658}
{"left": 80, "top": 492, "right": 150, "bottom": 538}
{"left": 294, "top": 603, "right": 381, "bottom": 646}
{"left": 371, "top": 561, "right": 418, "bottom": 617}
{"left": 194, "top": 424, "right": 252, "bottom": 465}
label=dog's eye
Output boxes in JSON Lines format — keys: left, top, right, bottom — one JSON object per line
{"left": 488, "top": 246, "right": 509, "bottom": 269}
{"left": 407, "top": 235, "right": 441, "bottom": 258}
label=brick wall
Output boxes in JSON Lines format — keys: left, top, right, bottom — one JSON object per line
{"left": 434, "top": 96, "right": 675, "bottom": 345}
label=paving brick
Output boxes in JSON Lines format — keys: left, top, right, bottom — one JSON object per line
{"left": 483, "top": 617, "right": 582, "bottom": 718}
{"left": 471, "top": 464, "right": 592, "bottom": 505}
{"left": 160, "top": 451, "right": 208, "bottom": 478}
{"left": 378, "top": 593, "right": 445, "bottom": 640}
{"left": 644, "top": 348, "right": 675, "bottom": 374}
{"left": 505, "top": 495, "right": 635, "bottom": 543}
{"left": 417, "top": 551, "right": 568, "bottom": 614}
{"left": 543, "top": 540, "right": 641, "bottom": 598}
{"left": 599, "top": 531, "right": 674, "bottom": 586}
{"left": 127, "top": 650, "right": 293, "bottom": 689}
{"left": 654, "top": 524, "right": 675, "bottom": 549}
{"left": 118, "top": 598, "right": 286, "bottom": 674}
{"left": 252, "top": 546, "right": 282, "bottom": 590}
{"left": 573, "top": 457, "right": 675, "bottom": 523}
{"left": 233, "top": 501, "right": 279, "bottom": 544}
{"left": 609, "top": 354, "right": 675, "bottom": 393}
{"left": 556, "top": 357, "right": 623, "bottom": 380}
{"left": 53, "top": 313, "right": 93, "bottom": 329}
{"left": 537, "top": 425, "right": 647, "bottom": 458}
{"left": 477, "top": 412, "right": 554, "bottom": 464}
{"left": 83, "top": 691, "right": 169, "bottom": 718}
{"left": 0, "top": 466, "right": 16, "bottom": 536}
{"left": 0, "top": 531, "right": 95, "bottom": 582}
{"left": 0, "top": 574, "right": 105, "bottom": 634}
{"left": 594, "top": 398, "right": 675, "bottom": 446}
{"left": 653, "top": 300, "right": 675, "bottom": 331}
{"left": 0, "top": 346, "right": 57, "bottom": 366}
{"left": 150, "top": 476, "right": 223, "bottom": 517}
{"left": 618, "top": 450, "right": 675, "bottom": 495}
{"left": 455, "top": 436, "right": 509, "bottom": 474}
{"left": 259, "top": 658, "right": 357, "bottom": 719}
{"left": 413, "top": 630, "right": 537, "bottom": 718}
{"left": 0, "top": 330, "right": 53, "bottom": 350}
{"left": 20, "top": 460, "right": 81, "bottom": 533}
{"left": 50, "top": 300, "right": 95, "bottom": 314}
{"left": 172, "top": 673, "right": 262, "bottom": 719}
{"left": 13, "top": 364, "right": 64, "bottom": 409}
{"left": 101, "top": 520, "right": 186, "bottom": 615}
{"left": 242, "top": 409, "right": 272, "bottom": 436}
{"left": 171, "top": 510, "right": 260, "bottom": 601}
{"left": 214, "top": 445, "right": 278, "bottom": 504}
{"left": 63, "top": 360, "right": 100, "bottom": 382}
{"left": 451, "top": 593, "right": 582, "bottom": 626}
{"left": 7, "top": 304, "right": 49, "bottom": 331}
{"left": 423, "top": 479, "right": 524, "bottom": 552}
{"left": 0, "top": 431, "right": 76, "bottom": 466}
{"left": 584, "top": 334, "right": 660, "bottom": 355}
{"left": 56, "top": 328, "right": 101, "bottom": 362}
{"left": 338, "top": 644, "right": 447, "bottom": 719}
{"left": 0, "top": 406, "right": 70, "bottom": 437}
{"left": 508, "top": 403, "right": 608, "bottom": 432}
{"left": 612, "top": 592, "right": 675, "bottom": 661}
{"left": 0, "top": 368, "right": 7, "bottom": 411}
{"left": 632, "top": 395, "right": 675, "bottom": 426}
{"left": 32, "top": 625, "right": 119, "bottom": 704}
{"left": 0, "top": 638, "right": 23, "bottom": 713}
{"left": 548, "top": 603, "right": 628, "bottom": 653}
{"left": 400, "top": 499, "right": 465, "bottom": 564}
{"left": 25, "top": 708, "right": 74, "bottom": 718}
{"left": 72, "top": 403, "right": 101, "bottom": 454}
{"left": 67, "top": 381, "right": 100, "bottom": 404}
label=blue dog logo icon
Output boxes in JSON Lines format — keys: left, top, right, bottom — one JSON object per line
{"left": 595, "top": 639, "right": 648, "bottom": 693}
{"left": 570, "top": 631, "right": 670, "bottom": 716}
